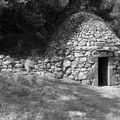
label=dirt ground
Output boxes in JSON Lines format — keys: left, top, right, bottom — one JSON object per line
{"left": 0, "top": 76, "right": 120, "bottom": 120}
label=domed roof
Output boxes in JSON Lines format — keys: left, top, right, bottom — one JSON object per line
{"left": 47, "top": 12, "right": 120, "bottom": 57}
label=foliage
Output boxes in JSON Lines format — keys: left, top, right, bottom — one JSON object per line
{"left": 1, "top": 0, "right": 120, "bottom": 56}
{"left": 0, "top": 0, "right": 47, "bottom": 56}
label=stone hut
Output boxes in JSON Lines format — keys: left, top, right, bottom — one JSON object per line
{"left": 46, "top": 12, "right": 120, "bottom": 86}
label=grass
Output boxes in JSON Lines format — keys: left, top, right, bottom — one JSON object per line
{"left": 0, "top": 73, "right": 120, "bottom": 120}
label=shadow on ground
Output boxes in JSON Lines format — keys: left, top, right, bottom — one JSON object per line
{"left": 0, "top": 77, "right": 120, "bottom": 120}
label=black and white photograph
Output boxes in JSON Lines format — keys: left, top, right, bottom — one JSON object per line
{"left": 0, "top": 0, "right": 120, "bottom": 119}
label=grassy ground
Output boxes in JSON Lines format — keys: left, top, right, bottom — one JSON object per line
{"left": 0, "top": 73, "right": 120, "bottom": 120}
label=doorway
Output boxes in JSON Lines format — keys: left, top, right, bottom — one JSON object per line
{"left": 98, "top": 57, "right": 108, "bottom": 86}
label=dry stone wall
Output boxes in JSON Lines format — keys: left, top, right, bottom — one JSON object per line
{"left": 1, "top": 12, "right": 120, "bottom": 85}
{"left": 46, "top": 12, "right": 120, "bottom": 85}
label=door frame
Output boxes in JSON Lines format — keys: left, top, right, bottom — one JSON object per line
{"left": 93, "top": 57, "right": 113, "bottom": 86}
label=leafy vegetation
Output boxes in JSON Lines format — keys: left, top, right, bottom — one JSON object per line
{"left": 1, "top": 0, "right": 120, "bottom": 57}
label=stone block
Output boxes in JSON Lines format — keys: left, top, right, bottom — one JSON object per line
{"left": 69, "top": 74, "right": 75, "bottom": 80}
{"left": 74, "top": 53, "right": 80, "bottom": 57}
{"left": 0, "top": 61, "right": 2, "bottom": 66}
{"left": 54, "top": 67, "right": 62, "bottom": 72}
{"left": 75, "top": 57, "right": 80, "bottom": 62}
{"left": 63, "top": 60, "right": 71, "bottom": 68}
{"left": 6, "top": 69, "right": 13, "bottom": 72}
{"left": 81, "top": 68, "right": 87, "bottom": 72}
{"left": 58, "top": 50, "right": 64, "bottom": 55}
{"left": 24, "top": 59, "right": 34, "bottom": 72}
{"left": 86, "top": 42, "right": 90, "bottom": 47}
{"left": 84, "top": 63, "right": 91, "bottom": 68}
{"left": 74, "top": 41, "right": 78, "bottom": 46}
{"left": 67, "top": 41, "right": 72, "bottom": 45}
{"left": 3, "top": 60, "right": 11, "bottom": 65}
{"left": 1, "top": 68, "right": 7, "bottom": 72}
{"left": 54, "top": 71, "right": 63, "bottom": 79}
{"left": 89, "top": 34, "right": 94, "bottom": 38}
{"left": 111, "top": 47, "right": 119, "bottom": 50}
{"left": 83, "top": 35, "right": 89, "bottom": 39}
{"left": 0, "top": 55, "right": 5, "bottom": 59}
{"left": 79, "top": 63, "right": 84, "bottom": 68}
{"left": 2, "top": 65, "right": 8, "bottom": 69}
{"left": 34, "top": 65, "right": 38, "bottom": 69}
{"left": 44, "top": 58, "right": 49, "bottom": 63}
{"left": 67, "top": 55, "right": 75, "bottom": 61}
{"left": 103, "top": 46, "right": 110, "bottom": 50}
{"left": 94, "top": 33, "right": 101, "bottom": 38}
{"left": 45, "top": 72, "right": 55, "bottom": 79}
{"left": 38, "top": 60, "right": 43, "bottom": 64}
{"left": 80, "top": 57, "right": 87, "bottom": 62}
{"left": 85, "top": 32, "right": 90, "bottom": 35}
{"left": 75, "top": 52, "right": 84, "bottom": 57}
{"left": 91, "top": 37, "right": 97, "bottom": 41}
{"left": 46, "top": 63, "right": 51, "bottom": 69}
{"left": 75, "top": 76, "right": 79, "bottom": 81}
{"left": 81, "top": 46, "right": 89, "bottom": 50}
{"left": 104, "top": 35, "right": 109, "bottom": 39}
{"left": 51, "top": 56, "right": 63, "bottom": 62}
{"left": 88, "top": 57, "right": 97, "bottom": 63}
{"left": 72, "top": 58, "right": 79, "bottom": 68}
{"left": 66, "top": 68, "right": 72, "bottom": 75}
{"left": 85, "top": 51, "right": 91, "bottom": 56}
{"left": 55, "top": 61, "right": 62, "bottom": 67}
{"left": 117, "top": 66, "right": 120, "bottom": 70}
{"left": 8, "top": 65, "right": 12, "bottom": 69}
{"left": 88, "top": 46, "right": 98, "bottom": 50}
{"left": 75, "top": 46, "right": 82, "bottom": 50}
{"left": 15, "top": 61, "right": 20, "bottom": 64}
{"left": 78, "top": 41, "right": 86, "bottom": 46}
{"left": 82, "top": 80, "right": 90, "bottom": 85}
{"left": 63, "top": 74, "right": 68, "bottom": 78}
{"left": 15, "top": 64, "right": 23, "bottom": 68}
{"left": 63, "top": 66, "right": 66, "bottom": 71}
{"left": 78, "top": 72, "right": 86, "bottom": 80}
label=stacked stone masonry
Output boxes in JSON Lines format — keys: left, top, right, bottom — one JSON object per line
{"left": 46, "top": 12, "right": 120, "bottom": 85}
{"left": 1, "top": 12, "right": 120, "bottom": 85}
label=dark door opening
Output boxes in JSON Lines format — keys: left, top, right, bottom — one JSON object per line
{"left": 98, "top": 57, "right": 108, "bottom": 86}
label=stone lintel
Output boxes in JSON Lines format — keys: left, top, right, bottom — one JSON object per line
{"left": 95, "top": 49, "right": 114, "bottom": 57}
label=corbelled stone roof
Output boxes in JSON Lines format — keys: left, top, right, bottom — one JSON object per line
{"left": 47, "top": 12, "right": 120, "bottom": 58}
